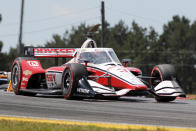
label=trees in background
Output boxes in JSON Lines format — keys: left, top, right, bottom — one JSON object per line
{"left": 0, "top": 14, "right": 9, "bottom": 71}
{"left": 1, "top": 15, "right": 196, "bottom": 93}
{"left": 0, "top": 14, "right": 2, "bottom": 52}
{"left": 158, "top": 16, "right": 196, "bottom": 92}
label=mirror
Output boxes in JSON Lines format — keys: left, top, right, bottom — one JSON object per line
{"left": 122, "top": 59, "right": 131, "bottom": 67}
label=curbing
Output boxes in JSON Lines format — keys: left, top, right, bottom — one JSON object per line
{"left": 0, "top": 116, "right": 195, "bottom": 131}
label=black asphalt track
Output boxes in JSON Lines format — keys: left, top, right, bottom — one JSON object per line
{"left": 0, "top": 91, "right": 196, "bottom": 128}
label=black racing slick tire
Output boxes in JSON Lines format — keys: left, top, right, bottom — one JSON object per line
{"left": 61, "top": 63, "right": 88, "bottom": 100}
{"left": 11, "top": 59, "right": 22, "bottom": 95}
{"left": 11, "top": 57, "right": 36, "bottom": 96}
{"left": 150, "top": 64, "right": 177, "bottom": 102}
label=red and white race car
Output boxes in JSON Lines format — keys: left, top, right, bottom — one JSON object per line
{"left": 11, "top": 36, "right": 186, "bottom": 102}
{"left": 0, "top": 71, "right": 8, "bottom": 85}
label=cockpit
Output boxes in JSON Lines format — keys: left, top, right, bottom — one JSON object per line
{"left": 78, "top": 48, "right": 121, "bottom": 65}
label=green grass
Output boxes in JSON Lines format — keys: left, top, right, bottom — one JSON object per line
{"left": 0, "top": 120, "right": 168, "bottom": 131}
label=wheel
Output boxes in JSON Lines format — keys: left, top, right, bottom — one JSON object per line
{"left": 11, "top": 60, "right": 22, "bottom": 95}
{"left": 150, "top": 64, "right": 177, "bottom": 102}
{"left": 11, "top": 57, "right": 37, "bottom": 96}
{"left": 154, "top": 96, "right": 176, "bottom": 102}
{"left": 61, "top": 63, "right": 88, "bottom": 100}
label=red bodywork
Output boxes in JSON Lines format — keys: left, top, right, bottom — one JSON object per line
{"left": 87, "top": 67, "right": 147, "bottom": 91}
{"left": 20, "top": 60, "right": 45, "bottom": 89}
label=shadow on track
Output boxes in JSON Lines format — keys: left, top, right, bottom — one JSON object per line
{"left": 77, "top": 96, "right": 150, "bottom": 103}
{"left": 30, "top": 94, "right": 149, "bottom": 103}
{"left": 6, "top": 91, "right": 188, "bottom": 104}
{"left": 31, "top": 94, "right": 64, "bottom": 99}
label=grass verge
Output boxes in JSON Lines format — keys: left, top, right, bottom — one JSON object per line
{"left": 0, "top": 120, "right": 160, "bottom": 131}
{"left": 0, "top": 118, "right": 195, "bottom": 131}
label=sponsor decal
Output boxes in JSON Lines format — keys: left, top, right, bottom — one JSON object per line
{"left": 34, "top": 48, "right": 75, "bottom": 54}
{"left": 107, "top": 67, "right": 128, "bottom": 72}
{"left": 107, "top": 66, "right": 116, "bottom": 71}
{"left": 23, "top": 70, "right": 32, "bottom": 76}
{"left": 20, "top": 86, "right": 26, "bottom": 89}
{"left": 22, "top": 77, "right": 28, "bottom": 81}
{"left": 33, "top": 48, "right": 76, "bottom": 57}
{"left": 46, "top": 74, "right": 56, "bottom": 82}
{"left": 117, "top": 68, "right": 128, "bottom": 72}
{"left": 27, "top": 61, "right": 39, "bottom": 67}
{"left": 77, "top": 88, "right": 90, "bottom": 94}
{"left": 46, "top": 74, "right": 57, "bottom": 88}
{"left": 21, "top": 83, "right": 26, "bottom": 86}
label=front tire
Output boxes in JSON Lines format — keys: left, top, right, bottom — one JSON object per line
{"left": 61, "top": 63, "right": 87, "bottom": 100}
{"left": 150, "top": 64, "right": 177, "bottom": 102}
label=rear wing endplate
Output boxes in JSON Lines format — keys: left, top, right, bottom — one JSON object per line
{"left": 24, "top": 47, "right": 77, "bottom": 58}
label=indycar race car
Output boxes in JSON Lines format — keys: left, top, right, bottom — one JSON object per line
{"left": 0, "top": 71, "right": 9, "bottom": 85}
{"left": 11, "top": 35, "right": 186, "bottom": 102}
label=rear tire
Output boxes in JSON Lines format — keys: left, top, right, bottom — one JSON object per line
{"left": 150, "top": 64, "right": 177, "bottom": 102}
{"left": 61, "top": 63, "right": 87, "bottom": 100}
{"left": 11, "top": 60, "right": 22, "bottom": 95}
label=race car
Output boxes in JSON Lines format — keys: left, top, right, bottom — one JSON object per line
{"left": 11, "top": 34, "right": 186, "bottom": 102}
{"left": 0, "top": 71, "right": 9, "bottom": 85}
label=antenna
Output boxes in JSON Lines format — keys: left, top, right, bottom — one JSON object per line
{"left": 86, "top": 24, "right": 100, "bottom": 38}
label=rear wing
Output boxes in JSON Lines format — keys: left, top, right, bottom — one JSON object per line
{"left": 24, "top": 47, "right": 77, "bottom": 58}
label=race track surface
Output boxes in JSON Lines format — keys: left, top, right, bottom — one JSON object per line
{"left": 0, "top": 91, "right": 196, "bottom": 128}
